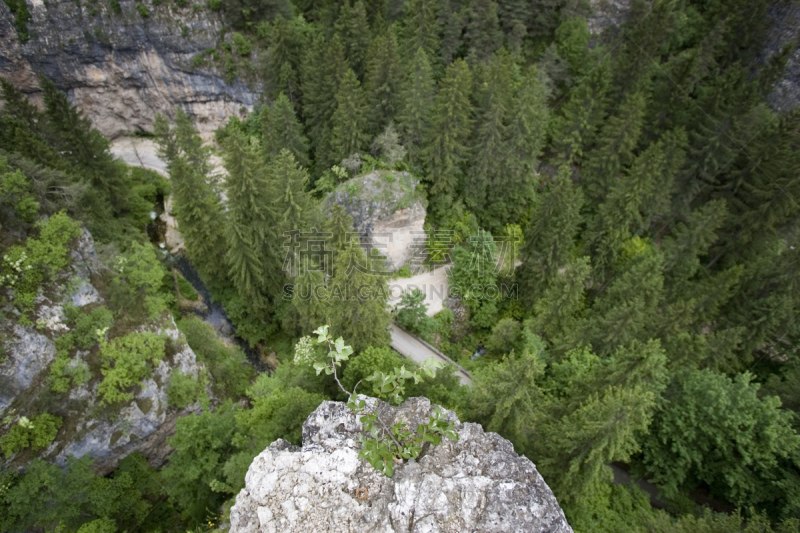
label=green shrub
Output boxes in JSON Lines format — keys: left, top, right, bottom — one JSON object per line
{"left": 0, "top": 212, "right": 82, "bottom": 319}
{"left": 113, "top": 241, "right": 169, "bottom": 319}
{"left": 395, "top": 264, "right": 412, "bottom": 278}
{"left": 0, "top": 413, "right": 62, "bottom": 458}
{"left": 231, "top": 32, "right": 252, "bottom": 56}
{"left": 178, "top": 317, "right": 254, "bottom": 398}
{"left": 175, "top": 273, "right": 198, "bottom": 300}
{"left": 98, "top": 332, "right": 166, "bottom": 404}
{"left": 136, "top": 3, "right": 148, "bottom": 16}
{"left": 167, "top": 370, "right": 205, "bottom": 409}
{"left": 207, "top": 0, "right": 221, "bottom": 10}
{"left": 109, "top": 0, "right": 121, "bottom": 12}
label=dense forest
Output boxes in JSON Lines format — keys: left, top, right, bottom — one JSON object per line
{"left": 2, "top": 0, "right": 800, "bottom": 531}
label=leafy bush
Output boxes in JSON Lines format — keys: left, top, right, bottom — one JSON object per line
{"left": 0, "top": 413, "right": 62, "bottom": 457}
{"left": 178, "top": 317, "right": 254, "bottom": 398}
{"left": 231, "top": 32, "right": 252, "bottom": 56}
{"left": 395, "top": 264, "right": 412, "bottom": 278}
{"left": 109, "top": 0, "right": 121, "bottom": 13}
{"left": 136, "top": 3, "right": 149, "bottom": 16}
{"left": 112, "top": 241, "right": 169, "bottom": 319}
{"left": 167, "top": 370, "right": 206, "bottom": 409}
{"left": 98, "top": 332, "right": 166, "bottom": 404}
{"left": 48, "top": 305, "right": 113, "bottom": 392}
{"left": 207, "top": 0, "right": 221, "bottom": 10}
{"left": 0, "top": 212, "right": 82, "bottom": 319}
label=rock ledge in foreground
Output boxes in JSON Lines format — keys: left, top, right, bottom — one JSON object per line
{"left": 230, "top": 397, "right": 573, "bottom": 533}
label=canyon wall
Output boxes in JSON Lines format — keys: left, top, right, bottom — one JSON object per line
{"left": 0, "top": 0, "right": 259, "bottom": 138}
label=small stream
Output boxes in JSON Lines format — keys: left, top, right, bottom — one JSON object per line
{"left": 169, "top": 255, "right": 270, "bottom": 373}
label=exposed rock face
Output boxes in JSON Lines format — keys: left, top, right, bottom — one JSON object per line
{"left": 230, "top": 397, "right": 573, "bottom": 533}
{"left": 0, "top": 0, "right": 258, "bottom": 138}
{"left": 328, "top": 171, "right": 427, "bottom": 272}
{"left": 0, "top": 228, "right": 205, "bottom": 474}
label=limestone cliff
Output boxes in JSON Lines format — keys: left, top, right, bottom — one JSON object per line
{"left": 0, "top": 229, "right": 206, "bottom": 474}
{"left": 230, "top": 397, "right": 574, "bottom": 533}
{"left": 0, "top": 0, "right": 258, "bottom": 137}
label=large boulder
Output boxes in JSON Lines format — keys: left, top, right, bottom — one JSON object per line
{"left": 327, "top": 171, "right": 427, "bottom": 272}
{"left": 230, "top": 397, "right": 573, "bottom": 533}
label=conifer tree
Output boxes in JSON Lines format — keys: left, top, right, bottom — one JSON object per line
{"left": 328, "top": 69, "right": 369, "bottom": 167}
{"left": 469, "top": 335, "right": 549, "bottom": 454}
{"left": 486, "top": 63, "right": 550, "bottom": 228}
{"left": 396, "top": 47, "right": 436, "bottom": 165}
{"left": 222, "top": 130, "right": 281, "bottom": 314}
{"left": 550, "top": 54, "right": 612, "bottom": 164}
{"left": 334, "top": 0, "right": 372, "bottom": 78}
{"left": 261, "top": 93, "right": 310, "bottom": 168}
{"left": 576, "top": 237, "right": 664, "bottom": 354}
{"left": 364, "top": 31, "right": 402, "bottom": 135}
{"left": 268, "top": 149, "right": 317, "bottom": 236}
{"left": 438, "top": 0, "right": 464, "bottom": 65}
{"left": 261, "top": 15, "right": 309, "bottom": 102}
{"left": 154, "top": 111, "right": 229, "bottom": 290}
{"left": 302, "top": 34, "right": 349, "bottom": 172}
{"left": 328, "top": 242, "right": 392, "bottom": 352}
{"left": 464, "top": 0, "right": 503, "bottom": 62}
{"left": 589, "top": 129, "right": 687, "bottom": 270}
{"left": 518, "top": 165, "right": 584, "bottom": 307}
{"left": 422, "top": 59, "right": 473, "bottom": 216}
{"left": 399, "top": 0, "right": 441, "bottom": 62}
{"left": 464, "top": 50, "right": 513, "bottom": 222}
{"left": 581, "top": 90, "right": 648, "bottom": 206}
{"left": 530, "top": 256, "right": 591, "bottom": 351}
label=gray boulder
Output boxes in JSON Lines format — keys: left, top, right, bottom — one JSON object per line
{"left": 230, "top": 397, "right": 573, "bottom": 533}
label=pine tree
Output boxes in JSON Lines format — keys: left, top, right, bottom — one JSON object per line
{"left": 422, "top": 59, "right": 473, "bottom": 215}
{"left": 364, "top": 31, "right": 402, "bottom": 135}
{"left": 39, "top": 77, "right": 126, "bottom": 225}
{"left": 438, "top": 0, "right": 464, "bottom": 65}
{"left": 396, "top": 47, "right": 436, "bottom": 165}
{"left": 261, "top": 15, "right": 309, "bottom": 102}
{"left": 268, "top": 149, "right": 317, "bottom": 237}
{"left": 463, "top": 51, "right": 513, "bottom": 221}
{"left": 154, "top": 111, "right": 229, "bottom": 291}
{"left": 581, "top": 89, "right": 648, "bottom": 206}
{"left": 469, "top": 336, "right": 549, "bottom": 455}
{"left": 576, "top": 237, "right": 665, "bottom": 355}
{"left": 590, "top": 129, "right": 687, "bottom": 270}
{"left": 261, "top": 93, "right": 310, "bottom": 168}
{"left": 486, "top": 64, "right": 550, "bottom": 228}
{"left": 399, "top": 0, "right": 441, "bottom": 62}
{"left": 222, "top": 130, "right": 282, "bottom": 313}
{"left": 518, "top": 165, "right": 584, "bottom": 307}
{"left": 328, "top": 242, "right": 392, "bottom": 352}
{"left": 302, "top": 34, "right": 349, "bottom": 172}
{"left": 334, "top": 0, "right": 372, "bottom": 77}
{"left": 550, "top": 54, "right": 612, "bottom": 165}
{"left": 328, "top": 69, "right": 370, "bottom": 167}
{"left": 464, "top": 0, "right": 503, "bottom": 62}
{"left": 530, "top": 255, "right": 591, "bottom": 351}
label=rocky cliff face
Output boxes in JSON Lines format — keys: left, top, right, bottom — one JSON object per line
{"left": 0, "top": 0, "right": 258, "bottom": 137}
{"left": 327, "top": 171, "right": 427, "bottom": 272}
{"left": 0, "top": 229, "right": 206, "bottom": 474}
{"left": 230, "top": 397, "right": 574, "bottom": 533}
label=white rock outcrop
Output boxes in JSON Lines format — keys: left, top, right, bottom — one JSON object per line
{"left": 230, "top": 397, "right": 573, "bottom": 533}
{"left": 328, "top": 171, "right": 427, "bottom": 272}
